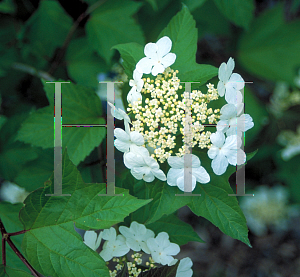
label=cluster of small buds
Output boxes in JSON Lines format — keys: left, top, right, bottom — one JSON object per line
{"left": 108, "top": 253, "right": 157, "bottom": 277}
{"left": 126, "top": 68, "right": 220, "bottom": 162}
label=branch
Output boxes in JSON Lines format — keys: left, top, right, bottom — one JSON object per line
{"left": 0, "top": 218, "right": 40, "bottom": 277}
{"left": 47, "top": 0, "right": 108, "bottom": 75}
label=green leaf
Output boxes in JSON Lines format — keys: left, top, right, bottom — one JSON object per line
{"left": 158, "top": 5, "right": 218, "bottom": 84}
{"left": 86, "top": 0, "right": 145, "bottom": 65}
{"left": 138, "top": 263, "right": 179, "bottom": 277}
{"left": 14, "top": 148, "right": 54, "bottom": 192}
{"left": 118, "top": 172, "right": 191, "bottom": 225}
{"left": 146, "top": 213, "right": 205, "bottom": 245}
{"left": 0, "top": 203, "right": 30, "bottom": 273}
{"left": 238, "top": 3, "right": 300, "bottom": 85}
{"left": 0, "top": 265, "right": 32, "bottom": 277}
{"left": 0, "top": 0, "right": 15, "bottom": 14}
{"left": 187, "top": 151, "right": 251, "bottom": 247}
{"left": 18, "top": 0, "right": 72, "bottom": 67}
{"left": 112, "top": 42, "right": 144, "bottom": 80}
{"left": 19, "top": 149, "right": 151, "bottom": 277}
{"left": 16, "top": 81, "right": 106, "bottom": 166}
{"left": 213, "top": 0, "right": 254, "bottom": 29}
{"left": 66, "top": 37, "right": 108, "bottom": 89}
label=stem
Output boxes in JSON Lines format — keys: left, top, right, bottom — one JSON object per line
{"left": 11, "top": 63, "right": 55, "bottom": 81}
{"left": 0, "top": 218, "right": 40, "bottom": 276}
{"left": 47, "top": 0, "right": 108, "bottom": 75}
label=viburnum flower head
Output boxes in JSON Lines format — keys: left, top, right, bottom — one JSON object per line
{"left": 124, "top": 144, "right": 167, "bottom": 182}
{"left": 217, "top": 57, "right": 245, "bottom": 104}
{"left": 167, "top": 154, "right": 210, "bottom": 192}
{"left": 217, "top": 103, "right": 254, "bottom": 137}
{"left": 146, "top": 232, "right": 180, "bottom": 266}
{"left": 127, "top": 69, "right": 144, "bottom": 103}
{"left": 119, "top": 221, "right": 155, "bottom": 254}
{"left": 99, "top": 227, "right": 130, "bottom": 262}
{"left": 136, "top": 36, "right": 176, "bottom": 76}
{"left": 208, "top": 131, "right": 246, "bottom": 175}
{"left": 114, "top": 128, "right": 144, "bottom": 153}
{"left": 83, "top": 230, "right": 102, "bottom": 251}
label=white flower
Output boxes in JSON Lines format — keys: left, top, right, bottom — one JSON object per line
{"left": 0, "top": 181, "right": 29, "bottom": 204}
{"left": 167, "top": 154, "right": 210, "bottom": 192}
{"left": 99, "top": 227, "right": 130, "bottom": 261}
{"left": 136, "top": 36, "right": 176, "bottom": 76}
{"left": 114, "top": 128, "right": 144, "bottom": 153}
{"left": 108, "top": 101, "right": 131, "bottom": 134}
{"left": 217, "top": 57, "right": 244, "bottom": 104}
{"left": 83, "top": 230, "right": 102, "bottom": 251}
{"left": 208, "top": 132, "right": 246, "bottom": 175}
{"left": 217, "top": 103, "right": 254, "bottom": 137}
{"left": 119, "top": 221, "right": 155, "bottom": 254}
{"left": 124, "top": 144, "right": 167, "bottom": 182}
{"left": 240, "top": 185, "right": 290, "bottom": 236}
{"left": 176, "top": 257, "right": 193, "bottom": 277}
{"left": 127, "top": 69, "right": 144, "bottom": 103}
{"left": 146, "top": 232, "right": 180, "bottom": 266}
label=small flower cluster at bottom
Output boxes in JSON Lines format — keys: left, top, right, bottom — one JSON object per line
{"left": 83, "top": 221, "right": 193, "bottom": 277}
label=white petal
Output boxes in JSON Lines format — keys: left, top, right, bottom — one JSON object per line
{"left": 177, "top": 257, "right": 193, "bottom": 277}
{"left": 167, "top": 168, "right": 184, "bottom": 186}
{"left": 226, "top": 57, "right": 235, "bottom": 79}
{"left": 177, "top": 174, "right": 196, "bottom": 192}
{"left": 216, "top": 120, "right": 229, "bottom": 132}
{"left": 207, "top": 145, "right": 219, "bottom": 159}
{"left": 223, "top": 135, "right": 241, "bottom": 150}
{"left": 218, "top": 62, "right": 228, "bottom": 82}
{"left": 126, "top": 238, "right": 141, "bottom": 251}
{"left": 99, "top": 247, "right": 112, "bottom": 261}
{"left": 84, "top": 231, "right": 97, "bottom": 250}
{"left": 220, "top": 104, "right": 237, "bottom": 119}
{"left": 115, "top": 139, "right": 130, "bottom": 153}
{"left": 224, "top": 149, "right": 238, "bottom": 165}
{"left": 164, "top": 243, "right": 180, "bottom": 256}
{"left": 210, "top": 131, "right": 225, "bottom": 148}
{"left": 225, "top": 89, "right": 243, "bottom": 105}
{"left": 136, "top": 57, "right": 155, "bottom": 74}
{"left": 112, "top": 245, "right": 130, "bottom": 257}
{"left": 151, "top": 168, "right": 167, "bottom": 181}
{"left": 144, "top": 156, "right": 159, "bottom": 169}
{"left": 156, "top": 36, "right": 172, "bottom": 58}
{"left": 212, "top": 153, "right": 228, "bottom": 175}
{"left": 130, "top": 144, "right": 150, "bottom": 158}
{"left": 238, "top": 114, "right": 254, "bottom": 132}
{"left": 237, "top": 148, "right": 246, "bottom": 165}
{"left": 193, "top": 166, "right": 210, "bottom": 184}
{"left": 130, "top": 131, "right": 144, "bottom": 146}
{"left": 133, "top": 69, "right": 143, "bottom": 80}
{"left": 114, "top": 128, "right": 130, "bottom": 141}
{"left": 151, "top": 63, "right": 165, "bottom": 76}
{"left": 161, "top": 53, "right": 176, "bottom": 68}
{"left": 143, "top": 171, "right": 155, "bottom": 182}
{"left": 217, "top": 81, "right": 225, "bottom": 97}
{"left": 229, "top": 73, "right": 244, "bottom": 90}
{"left": 144, "top": 42, "right": 158, "bottom": 59}
{"left": 167, "top": 156, "right": 184, "bottom": 169}
{"left": 102, "top": 227, "right": 116, "bottom": 241}
{"left": 136, "top": 79, "right": 144, "bottom": 92}
{"left": 124, "top": 152, "right": 145, "bottom": 169}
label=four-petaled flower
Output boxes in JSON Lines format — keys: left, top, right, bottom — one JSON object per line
{"left": 127, "top": 69, "right": 144, "bottom": 103}
{"left": 146, "top": 232, "right": 180, "bottom": 266}
{"left": 217, "top": 103, "right": 254, "bottom": 138}
{"left": 136, "top": 36, "right": 176, "bottom": 76}
{"left": 99, "top": 227, "right": 130, "bottom": 262}
{"left": 167, "top": 154, "right": 210, "bottom": 192}
{"left": 124, "top": 144, "right": 167, "bottom": 182}
{"left": 208, "top": 131, "right": 246, "bottom": 175}
{"left": 119, "top": 221, "right": 154, "bottom": 254}
{"left": 114, "top": 128, "right": 144, "bottom": 153}
{"left": 217, "top": 57, "right": 245, "bottom": 104}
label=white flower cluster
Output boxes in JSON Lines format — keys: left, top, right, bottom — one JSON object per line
{"left": 110, "top": 37, "right": 254, "bottom": 191}
{"left": 83, "top": 221, "right": 193, "bottom": 277}
{"left": 239, "top": 185, "right": 291, "bottom": 236}
{"left": 208, "top": 57, "right": 254, "bottom": 175}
